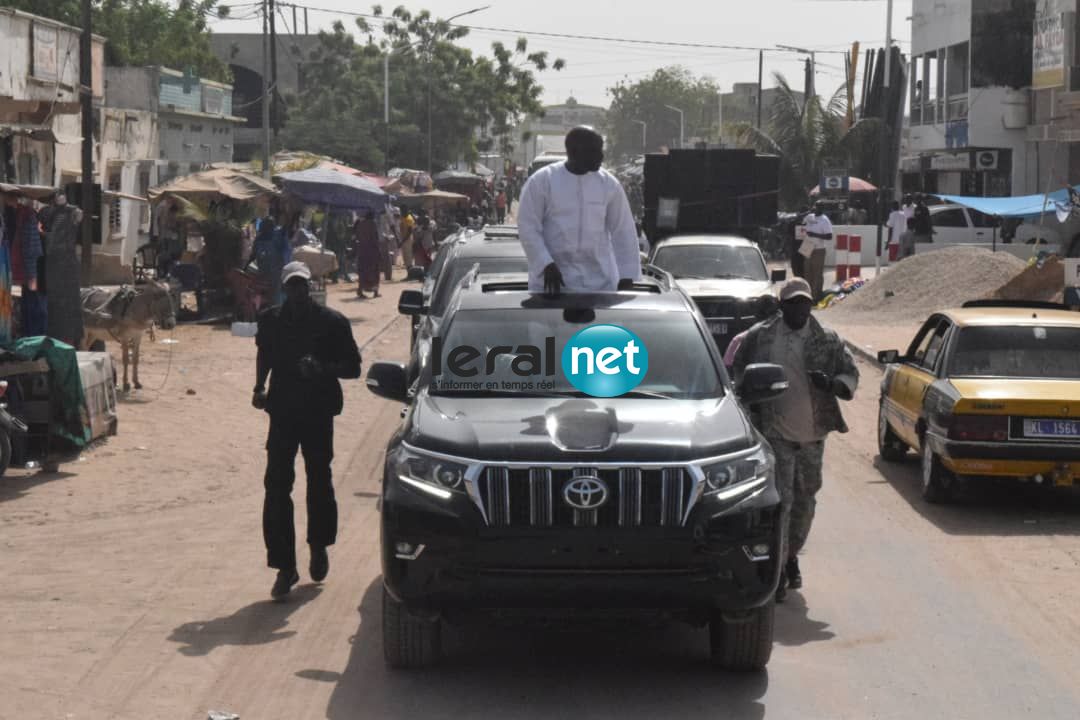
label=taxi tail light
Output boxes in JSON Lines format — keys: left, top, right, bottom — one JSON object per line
{"left": 948, "top": 414, "right": 1008, "bottom": 442}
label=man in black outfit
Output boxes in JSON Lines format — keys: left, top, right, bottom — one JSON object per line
{"left": 253, "top": 261, "right": 362, "bottom": 599}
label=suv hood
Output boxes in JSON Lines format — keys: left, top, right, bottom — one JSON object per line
{"left": 675, "top": 277, "right": 773, "bottom": 299}
{"left": 404, "top": 393, "right": 755, "bottom": 463}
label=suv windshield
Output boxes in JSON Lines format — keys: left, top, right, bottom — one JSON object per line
{"left": 430, "top": 257, "right": 529, "bottom": 317}
{"left": 652, "top": 244, "right": 767, "bottom": 281}
{"left": 427, "top": 308, "right": 724, "bottom": 399}
{"left": 950, "top": 325, "right": 1080, "bottom": 379}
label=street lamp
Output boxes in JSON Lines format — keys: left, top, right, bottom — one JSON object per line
{"left": 384, "top": 5, "right": 490, "bottom": 174}
{"left": 664, "top": 105, "right": 684, "bottom": 149}
{"left": 632, "top": 119, "right": 647, "bottom": 151}
{"left": 776, "top": 44, "right": 816, "bottom": 98}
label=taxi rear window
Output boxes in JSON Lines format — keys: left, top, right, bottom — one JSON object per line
{"left": 950, "top": 326, "right": 1080, "bottom": 379}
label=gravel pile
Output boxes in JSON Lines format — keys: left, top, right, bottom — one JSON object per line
{"left": 994, "top": 256, "right": 1065, "bottom": 303}
{"left": 822, "top": 246, "right": 1025, "bottom": 323}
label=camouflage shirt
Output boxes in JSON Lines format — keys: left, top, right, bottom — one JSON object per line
{"left": 732, "top": 314, "right": 859, "bottom": 436}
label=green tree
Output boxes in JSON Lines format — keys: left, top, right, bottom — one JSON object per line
{"left": 734, "top": 73, "right": 878, "bottom": 210}
{"left": 604, "top": 67, "right": 721, "bottom": 161}
{"left": 280, "top": 5, "right": 563, "bottom": 172}
{"left": 0, "top": 0, "right": 231, "bottom": 81}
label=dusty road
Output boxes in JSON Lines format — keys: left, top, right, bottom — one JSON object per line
{"left": 3, "top": 287, "right": 1080, "bottom": 720}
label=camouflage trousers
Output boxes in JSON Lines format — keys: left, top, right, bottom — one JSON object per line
{"left": 767, "top": 437, "right": 826, "bottom": 561}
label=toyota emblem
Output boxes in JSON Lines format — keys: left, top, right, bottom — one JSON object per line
{"left": 563, "top": 475, "right": 610, "bottom": 511}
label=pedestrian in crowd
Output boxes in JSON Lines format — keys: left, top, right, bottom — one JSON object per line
{"left": 789, "top": 207, "right": 808, "bottom": 280}
{"left": 887, "top": 200, "right": 907, "bottom": 258}
{"left": 353, "top": 211, "right": 381, "bottom": 299}
{"left": 913, "top": 195, "right": 933, "bottom": 246}
{"left": 801, "top": 202, "right": 832, "bottom": 301}
{"left": 17, "top": 193, "right": 46, "bottom": 339}
{"left": 732, "top": 277, "right": 858, "bottom": 603}
{"left": 398, "top": 206, "right": 416, "bottom": 268}
{"left": 495, "top": 188, "right": 508, "bottom": 224}
{"left": 250, "top": 213, "right": 291, "bottom": 307}
{"left": 253, "top": 261, "right": 362, "bottom": 599}
{"left": 416, "top": 213, "right": 436, "bottom": 268}
{"left": 902, "top": 194, "right": 916, "bottom": 220}
{"left": 517, "top": 126, "right": 640, "bottom": 295}
{"left": 899, "top": 217, "right": 917, "bottom": 259}
{"left": 377, "top": 208, "right": 398, "bottom": 282}
{"left": 326, "top": 213, "right": 350, "bottom": 283}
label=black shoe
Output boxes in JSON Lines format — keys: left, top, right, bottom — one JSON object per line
{"left": 271, "top": 568, "right": 300, "bottom": 599}
{"left": 786, "top": 557, "right": 802, "bottom": 589}
{"left": 775, "top": 570, "right": 788, "bottom": 603}
{"left": 310, "top": 546, "right": 329, "bottom": 583}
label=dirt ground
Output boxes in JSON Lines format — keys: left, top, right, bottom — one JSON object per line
{"left": 3, "top": 274, "right": 1080, "bottom": 720}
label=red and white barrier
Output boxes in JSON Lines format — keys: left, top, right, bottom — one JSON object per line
{"left": 847, "top": 234, "right": 862, "bottom": 279}
{"left": 835, "top": 234, "right": 850, "bottom": 282}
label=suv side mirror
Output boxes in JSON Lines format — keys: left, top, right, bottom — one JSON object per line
{"left": 406, "top": 265, "right": 427, "bottom": 282}
{"left": 770, "top": 269, "right": 787, "bottom": 283}
{"left": 738, "top": 363, "right": 789, "bottom": 404}
{"left": 877, "top": 349, "right": 901, "bottom": 365}
{"left": 366, "top": 362, "right": 409, "bottom": 403}
{"left": 398, "top": 289, "right": 426, "bottom": 316}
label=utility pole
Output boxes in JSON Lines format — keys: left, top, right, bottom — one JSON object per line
{"left": 261, "top": 0, "right": 271, "bottom": 177}
{"left": 292, "top": 3, "right": 297, "bottom": 36}
{"left": 269, "top": 0, "right": 278, "bottom": 137}
{"left": 757, "top": 50, "right": 764, "bottom": 129}
{"left": 304, "top": 7, "right": 308, "bottom": 33}
{"left": 718, "top": 89, "right": 724, "bottom": 147}
{"left": 79, "top": 0, "right": 93, "bottom": 280}
{"left": 875, "top": 0, "right": 894, "bottom": 276}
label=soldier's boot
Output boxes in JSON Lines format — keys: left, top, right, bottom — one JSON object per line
{"left": 786, "top": 557, "right": 802, "bottom": 589}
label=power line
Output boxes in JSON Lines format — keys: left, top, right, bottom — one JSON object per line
{"left": 253, "top": 3, "right": 849, "bottom": 55}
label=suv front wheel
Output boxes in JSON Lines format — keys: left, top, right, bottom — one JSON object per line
{"left": 382, "top": 587, "right": 441, "bottom": 668}
{"left": 709, "top": 600, "right": 775, "bottom": 671}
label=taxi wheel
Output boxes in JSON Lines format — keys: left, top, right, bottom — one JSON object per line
{"left": 877, "top": 403, "right": 908, "bottom": 462}
{"left": 920, "top": 439, "right": 954, "bottom": 504}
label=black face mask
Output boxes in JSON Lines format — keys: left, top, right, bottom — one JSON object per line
{"left": 781, "top": 299, "right": 812, "bottom": 330}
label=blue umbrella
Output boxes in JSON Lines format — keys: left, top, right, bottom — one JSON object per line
{"left": 276, "top": 167, "right": 389, "bottom": 211}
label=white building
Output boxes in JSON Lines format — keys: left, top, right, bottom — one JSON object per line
{"left": 0, "top": 8, "right": 105, "bottom": 186}
{"left": 903, "top": 0, "right": 1035, "bottom": 198}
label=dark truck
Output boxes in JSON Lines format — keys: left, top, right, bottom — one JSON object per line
{"left": 366, "top": 270, "right": 789, "bottom": 672}
{"left": 643, "top": 148, "right": 785, "bottom": 354}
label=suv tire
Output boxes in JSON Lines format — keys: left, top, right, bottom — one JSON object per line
{"left": 709, "top": 600, "right": 775, "bottom": 671}
{"left": 920, "top": 439, "right": 954, "bottom": 504}
{"left": 877, "top": 402, "right": 908, "bottom": 462}
{"left": 382, "top": 586, "right": 441, "bottom": 669}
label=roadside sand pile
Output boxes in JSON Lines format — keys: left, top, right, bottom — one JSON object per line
{"left": 993, "top": 256, "right": 1065, "bottom": 303}
{"left": 823, "top": 246, "right": 1025, "bottom": 323}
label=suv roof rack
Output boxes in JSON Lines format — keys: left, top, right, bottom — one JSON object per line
{"left": 961, "top": 300, "right": 1076, "bottom": 311}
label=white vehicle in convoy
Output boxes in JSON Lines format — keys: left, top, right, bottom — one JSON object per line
{"left": 921, "top": 204, "right": 1066, "bottom": 259}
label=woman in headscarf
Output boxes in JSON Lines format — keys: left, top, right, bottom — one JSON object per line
{"left": 353, "top": 211, "right": 381, "bottom": 299}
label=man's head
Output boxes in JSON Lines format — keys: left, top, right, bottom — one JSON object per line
{"left": 565, "top": 126, "right": 604, "bottom": 175}
{"left": 812, "top": 201, "right": 825, "bottom": 216}
{"left": 281, "top": 262, "right": 312, "bottom": 307}
{"left": 892, "top": 201, "right": 900, "bottom": 212}
{"left": 779, "top": 278, "right": 814, "bottom": 330}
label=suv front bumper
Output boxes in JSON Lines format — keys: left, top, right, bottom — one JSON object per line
{"left": 380, "top": 470, "right": 784, "bottom": 615}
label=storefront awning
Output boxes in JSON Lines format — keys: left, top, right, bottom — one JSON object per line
{"left": 934, "top": 186, "right": 1080, "bottom": 219}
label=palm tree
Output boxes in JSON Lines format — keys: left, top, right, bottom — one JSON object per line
{"left": 735, "top": 73, "right": 879, "bottom": 210}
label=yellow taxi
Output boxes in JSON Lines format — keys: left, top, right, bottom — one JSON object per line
{"left": 876, "top": 301, "right": 1080, "bottom": 503}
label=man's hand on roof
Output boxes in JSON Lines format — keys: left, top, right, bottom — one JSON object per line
{"left": 543, "top": 263, "right": 564, "bottom": 297}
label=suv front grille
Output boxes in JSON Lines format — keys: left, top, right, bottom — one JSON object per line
{"left": 478, "top": 467, "right": 696, "bottom": 529}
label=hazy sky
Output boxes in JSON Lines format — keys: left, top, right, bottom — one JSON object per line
{"left": 211, "top": 0, "right": 914, "bottom": 107}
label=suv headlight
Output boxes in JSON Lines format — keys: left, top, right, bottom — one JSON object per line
{"left": 700, "top": 445, "right": 772, "bottom": 500}
{"left": 391, "top": 447, "right": 469, "bottom": 499}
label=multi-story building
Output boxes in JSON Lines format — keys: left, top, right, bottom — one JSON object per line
{"left": 720, "top": 82, "right": 803, "bottom": 127}
{"left": 0, "top": 8, "right": 105, "bottom": 186}
{"left": 903, "top": 0, "right": 1036, "bottom": 198}
{"left": 515, "top": 97, "right": 608, "bottom": 164}
{"left": 1027, "top": 0, "right": 1080, "bottom": 194}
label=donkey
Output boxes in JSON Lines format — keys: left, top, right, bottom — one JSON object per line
{"left": 81, "top": 282, "right": 177, "bottom": 391}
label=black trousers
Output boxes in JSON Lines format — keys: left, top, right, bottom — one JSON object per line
{"left": 263, "top": 412, "right": 337, "bottom": 571}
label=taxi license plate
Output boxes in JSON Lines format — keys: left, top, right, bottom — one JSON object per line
{"left": 1023, "top": 419, "right": 1080, "bottom": 439}
{"left": 708, "top": 321, "right": 728, "bottom": 335}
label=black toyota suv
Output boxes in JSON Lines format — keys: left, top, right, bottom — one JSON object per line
{"left": 367, "top": 271, "right": 788, "bottom": 671}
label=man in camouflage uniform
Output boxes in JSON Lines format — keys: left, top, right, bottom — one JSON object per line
{"left": 732, "top": 277, "right": 858, "bottom": 602}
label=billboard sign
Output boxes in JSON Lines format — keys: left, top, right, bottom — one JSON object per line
{"left": 1033, "top": 1, "right": 1067, "bottom": 89}
{"left": 31, "top": 22, "right": 58, "bottom": 81}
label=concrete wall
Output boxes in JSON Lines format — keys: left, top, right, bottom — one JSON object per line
{"left": 106, "top": 67, "right": 159, "bottom": 114}
{"left": 911, "top": 0, "right": 972, "bottom": 55}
